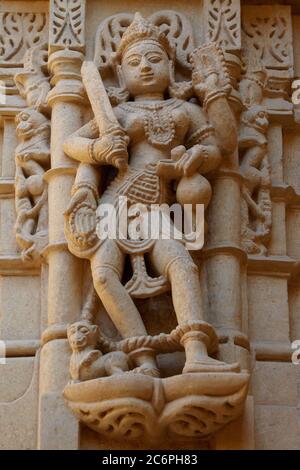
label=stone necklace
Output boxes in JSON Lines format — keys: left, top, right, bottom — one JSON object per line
{"left": 120, "top": 98, "right": 182, "bottom": 146}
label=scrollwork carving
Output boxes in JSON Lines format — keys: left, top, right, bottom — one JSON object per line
{"left": 242, "top": 12, "right": 292, "bottom": 73}
{"left": 49, "top": 0, "right": 85, "bottom": 52}
{"left": 64, "top": 372, "right": 249, "bottom": 442}
{"left": 204, "top": 0, "right": 241, "bottom": 52}
{"left": 94, "top": 10, "right": 194, "bottom": 74}
{"left": 0, "top": 12, "right": 48, "bottom": 65}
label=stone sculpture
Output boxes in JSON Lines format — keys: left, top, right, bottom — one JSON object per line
{"left": 239, "top": 72, "right": 272, "bottom": 255}
{"left": 63, "top": 12, "right": 249, "bottom": 443}
{"left": 14, "top": 44, "right": 51, "bottom": 261}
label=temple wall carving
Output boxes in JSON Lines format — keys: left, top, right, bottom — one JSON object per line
{"left": 0, "top": 0, "right": 299, "bottom": 450}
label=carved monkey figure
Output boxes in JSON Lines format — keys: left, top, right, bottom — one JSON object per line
{"left": 67, "top": 320, "right": 130, "bottom": 381}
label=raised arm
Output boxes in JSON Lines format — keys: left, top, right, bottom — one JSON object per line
{"left": 190, "top": 44, "right": 238, "bottom": 161}
{"left": 193, "top": 75, "right": 238, "bottom": 159}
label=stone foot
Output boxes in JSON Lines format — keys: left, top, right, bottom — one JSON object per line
{"left": 129, "top": 365, "right": 160, "bottom": 377}
{"left": 183, "top": 357, "right": 240, "bottom": 374}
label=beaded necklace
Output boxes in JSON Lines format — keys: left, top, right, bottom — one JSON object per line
{"left": 120, "top": 98, "right": 183, "bottom": 146}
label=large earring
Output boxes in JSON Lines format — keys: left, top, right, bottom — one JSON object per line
{"left": 106, "top": 63, "right": 130, "bottom": 106}
{"left": 168, "top": 59, "right": 193, "bottom": 101}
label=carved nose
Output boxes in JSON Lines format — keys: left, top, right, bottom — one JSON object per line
{"left": 140, "top": 57, "right": 152, "bottom": 72}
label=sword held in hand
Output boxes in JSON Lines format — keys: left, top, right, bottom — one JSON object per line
{"left": 81, "top": 61, "right": 128, "bottom": 171}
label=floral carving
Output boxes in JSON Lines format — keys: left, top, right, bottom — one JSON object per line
{"left": 204, "top": 0, "right": 241, "bottom": 51}
{"left": 49, "top": 0, "right": 85, "bottom": 52}
{"left": 0, "top": 12, "right": 48, "bottom": 65}
{"left": 242, "top": 6, "right": 293, "bottom": 74}
{"left": 94, "top": 10, "right": 194, "bottom": 73}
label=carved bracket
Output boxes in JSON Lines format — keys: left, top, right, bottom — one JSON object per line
{"left": 64, "top": 372, "right": 249, "bottom": 442}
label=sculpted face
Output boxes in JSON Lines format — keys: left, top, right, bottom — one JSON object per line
{"left": 16, "top": 109, "right": 48, "bottom": 139}
{"left": 121, "top": 41, "right": 170, "bottom": 97}
{"left": 67, "top": 321, "right": 98, "bottom": 351}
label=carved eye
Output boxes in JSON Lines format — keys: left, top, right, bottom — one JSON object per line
{"left": 21, "top": 113, "right": 29, "bottom": 121}
{"left": 80, "top": 327, "right": 89, "bottom": 334}
{"left": 128, "top": 57, "right": 141, "bottom": 67}
{"left": 258, "top": 111, "right": 266, "bottom": 118}
{"left": 147, "top": 55, "right": 162, "bottom": 64}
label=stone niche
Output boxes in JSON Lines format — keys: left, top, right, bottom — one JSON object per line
{"left": 0, "top": 0, "right": 299, "bottom": 451}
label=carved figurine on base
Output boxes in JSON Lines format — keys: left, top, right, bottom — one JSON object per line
{"left": 64, "top": 13, "right": 239, "bottom": 377}
{"left": 63, "top": 12, "right": 249, "bottom": 443}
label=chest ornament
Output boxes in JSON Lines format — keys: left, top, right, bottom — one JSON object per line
{"left": 120, "top": 99, "right": 183, "bottom": 146}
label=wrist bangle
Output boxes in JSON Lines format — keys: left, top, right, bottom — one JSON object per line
{"left": 71, "top": 182, "right": 99, "bottom": 200}
{"left": 88, "top": 140, "right": 98, "bottom": 163}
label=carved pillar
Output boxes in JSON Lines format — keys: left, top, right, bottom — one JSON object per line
{"left": 204, "top": 0, "right": 242, "bottom": 112}
{"left": 38, "top": 0, "right": 86, "bottom": 450}
{"left": 0, "top": 118, "right": 18, "bottom": 255}
{"left": 203, "top": 0, "right": 248, "bottom": 367}
{"left": 242, "top": 5, "right": 293, "bottom": 358}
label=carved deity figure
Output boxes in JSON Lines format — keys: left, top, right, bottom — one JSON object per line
{"left": 239, "top": 73, "right": 272, "bottom": 255}
{"left": 64, "top": 13, "right": 239, "bottom": 378}
{"left": 14, "top": 44, "right": 51, "bottom": 261}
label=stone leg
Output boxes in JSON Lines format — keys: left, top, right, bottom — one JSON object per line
{"left": 150, "top": 239, "right": 239, "bottom": 373}
{"left": 90, "top": 239, "right": 158, "bottom": 375}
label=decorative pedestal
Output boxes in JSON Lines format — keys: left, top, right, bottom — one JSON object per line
{"left": 64, "top": 372, "right": 249, "bottom": 443}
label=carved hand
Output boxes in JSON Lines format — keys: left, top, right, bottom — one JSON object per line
{"left": 65, "top": 186, "right": 97, "bottom": 217}
{"left": 172, "top": 145, "right": 207, "bottom": 177}
{"left": 193, "top": 72, "right": 218, "bottom": 96}
{"left": 92, "top": 133, "right": 129, "bottom": 171}
{"left": 192, "top": 71, "right": 231, "bottom": 102}
{"left": 16, "top": 151, "right": 33, "bottom": 163}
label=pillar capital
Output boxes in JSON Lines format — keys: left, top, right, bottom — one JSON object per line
{"left": 47, "top": 50, "right": 86, "bottom": 107}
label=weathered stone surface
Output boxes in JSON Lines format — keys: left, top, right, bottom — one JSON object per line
{"left": 0, "top": 355, "right": 39, "bottom": 450}
{"left": 0, "top": 357, "right": 34, "bottom": 402}
{"left": 255, "top": 405, "right": 300, "bottom": 450}
{"left": 0, "top": 276, "right": 41, "bottom": 339}
{"left": 252, "top": 361, "right": 299, "bottom": 406}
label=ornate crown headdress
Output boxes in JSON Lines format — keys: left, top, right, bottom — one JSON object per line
{"left": 115, "top": 12, "right": 175, "bottom": 61}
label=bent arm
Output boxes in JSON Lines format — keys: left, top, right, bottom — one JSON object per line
{"left": 63, "top": 118, "right": 99, "bottom": 164}
{"left": 185, "top": 102, "right": 221, "bottom": 174}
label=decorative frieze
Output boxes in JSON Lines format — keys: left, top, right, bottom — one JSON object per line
{"left": 49, "top": 0, "right": 86, "bottom": 54}
{"left": 0, "top": 12, "right": 48, "bottom": 66}
{"left": 242, "top": 5, "right": 294, "bottom": 116}
{"left": 204, "top": 0, "right": 241, "bottom": 52}
{"left": 242, "top": 6, "right": 293, "bottom": 75}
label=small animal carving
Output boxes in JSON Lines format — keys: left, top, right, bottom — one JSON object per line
{"left": 67, "top": 320, "right": 130, "bottom": 382}
{"left": 14, "top": 108, "right": 50, "bottom": 260}
{"left": 15, "top": 108, "right": 50, "bottom": 177}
